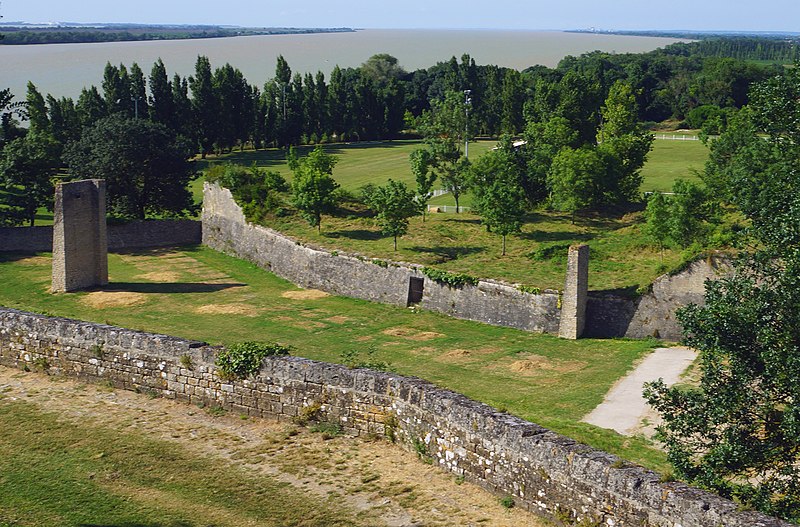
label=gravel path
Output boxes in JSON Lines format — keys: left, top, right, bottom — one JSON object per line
{"left": 582, "top": 347, "right": 698, "bottom": 436}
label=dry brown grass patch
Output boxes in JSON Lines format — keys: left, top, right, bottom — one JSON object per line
{"left": 136, "top": 271, "right": 183, "bottom": 283}
{"left": 14, "top": 256, "right": 50, "bottom": 267}
{"left": 196, "top": 304, "right": 260, "bottom": 317}
{"left": 281, "top": 289, "right": 330, "bottom": 300}
{"left": 80, "top": 291, "right": 148, "bottom": 309}
{"left": 382, "top": 327, "right": 444, "bottom": 341}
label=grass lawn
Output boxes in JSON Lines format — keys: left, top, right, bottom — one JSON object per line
{"left": 0, "top": 247, "right": 668, "bottom": 472}
{"left": 640, "top": 138, "right": 709, "bottom": 192}
{"left": 0, "top": 398, "right": 363, "bottom": 527}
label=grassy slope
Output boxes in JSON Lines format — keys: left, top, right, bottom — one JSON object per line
{"left": 0, "top": 399, "right": 364, "bottom": 527}
{"left": 0, "top": 247, "right": 667, "bottom": 472}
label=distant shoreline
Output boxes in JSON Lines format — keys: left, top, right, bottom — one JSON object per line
{"left": 0, "top": 25, "right": 357, "bottom": 45}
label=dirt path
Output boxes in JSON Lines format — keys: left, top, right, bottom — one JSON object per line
{"left": 0, "top": 366, "right": 544, "bottom": 527}
{"left": 581, "top": 346, "right": 698, "bottom": 437}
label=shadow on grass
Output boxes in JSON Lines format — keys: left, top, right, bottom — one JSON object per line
{"left": 406, "top": 245, "right": 485, "bottom": 262}
{"left": 323, "top": 229, "right": 382, "bottom": 241}
{"left": 518, "top": 231, "right": 596, "bottom": 243}
{"left": 100, "top": 282, "right": 246, "bottom": 294}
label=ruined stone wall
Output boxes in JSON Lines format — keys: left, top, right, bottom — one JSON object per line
{"left": 202, "top": 183, "right": 561, "bottom": 334}
{"left": 0, "top": 220, "right": 202, "bottom": 253}
{"left": 0, "top": 307, "right": 788, "bottom": 527}
{"left": 587, "top": 257, "right": 730, "bottom": 341}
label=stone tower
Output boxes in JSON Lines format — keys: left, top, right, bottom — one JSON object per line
{"left": 51, "top": 179, "right": 108, "bottom": 293}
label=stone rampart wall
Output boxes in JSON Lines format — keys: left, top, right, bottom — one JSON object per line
{"left": 202, "top": 183, "right": 561, "bottom": 334}
{"left": 0, "top": 220, "right": 201, "bottom": 253}
{"left": 0, "top": 307, "right": 787, "bottom": 527}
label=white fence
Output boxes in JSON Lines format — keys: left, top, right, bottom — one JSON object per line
{"left": 654, "top": 134, "right": 700, "bottom": 141}
{"left": 427, "top": 205, "right": 471, "bottom": 213}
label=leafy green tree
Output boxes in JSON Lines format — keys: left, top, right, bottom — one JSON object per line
{"left": 63, "top": 114, "right": 196, "bottom": 220}
{"left": 189, "top": 55, "right": 217, "bottom": 156}
{"left": 364, "top": 179, "right": 420, "bottom": 250}
{"left": 643, "top": 191, "right": 671, "bottom": 259}
{"left": 645, "top": 64, "right": 800, "bottom": 522}
{"left": 409, "top": 148, "right": 437, "bottom": 222}
{"left": 25, "top": 82, "right": 50, "bottom": 135}
{"left": 129, "top": 62, "right": 148, "bottom": 118}
{"left": 148, "top": 58, "right": 176, "bottom": 128}
{"left": 46, "top": 94, "right": 80, "bottom": 145}
{"left": 596, "top": 81, "right": 654, "bottom": 204}
{"left": 547, "top": 146, "right": 602, "bottom": 223}
{"left": 76, "top": 86, "right": 107, "bottom": 129}
{"left": 470, "top": 137, "right": 527, "bottom": 255}
{"left": 0, "top": 133, "right": 61, "bottom": 226}
{"left": 290, "top": 146, "right": 339, "bottom": 232}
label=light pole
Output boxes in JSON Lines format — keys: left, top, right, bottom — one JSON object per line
{"left": 131, "top": 95, "right": 141, "bottom": 119}
{"left": 464, "top": 89, "right": 472, "bottom": 159}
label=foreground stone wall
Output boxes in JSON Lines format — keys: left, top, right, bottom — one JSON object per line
{"left": 0, "top": 307, "right": 788, "bottom": 527}
{"left": 0, "top": 220, "right": 202, "bottom": 253}
{"left": 202, "top": 183, "right": 561, "bottom": 334}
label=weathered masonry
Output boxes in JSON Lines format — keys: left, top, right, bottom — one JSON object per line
{"left": 52, "top": 179, "right": 108, "bottom": 292}
{"left": 203, "top": 183, "right": 727, "bottom": 341}
{"left": 0, "top": 307, "right": 788, "bottom": 527}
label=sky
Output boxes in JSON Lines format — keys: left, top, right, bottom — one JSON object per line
{"left": 2, "top": 0, "right": 799, "bottom": 32}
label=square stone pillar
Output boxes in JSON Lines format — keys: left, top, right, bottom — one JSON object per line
{"left": 52, "top": 179, "right": 108, "bottom": 292}
{"left": 558, "top": 244, "right": 589, "bottom": 339}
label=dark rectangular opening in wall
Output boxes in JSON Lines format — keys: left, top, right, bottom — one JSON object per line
{"left": 407, "top": 277, "right": 424, "bottom": 305}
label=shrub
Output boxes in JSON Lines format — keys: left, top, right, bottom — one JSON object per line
{"left": 215, "top": 341, "right": 292, "bottom": 379}
{"left": 421, "top": 267, "right": 478, "bottom": 288}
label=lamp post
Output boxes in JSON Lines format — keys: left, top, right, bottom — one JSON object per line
{"left": 131, "top": 95, "right": 141, "bottom": 119}
{"left": 464, "top": 89, "right": 472, "bottom": 159}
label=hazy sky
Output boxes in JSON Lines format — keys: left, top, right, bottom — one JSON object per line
{"left": 3, "top": 0, "right": 799, "bottom": 31}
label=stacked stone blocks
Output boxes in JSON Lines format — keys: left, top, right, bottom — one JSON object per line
{"left": 0, "top": 307, "right": 789, "bottom": 527}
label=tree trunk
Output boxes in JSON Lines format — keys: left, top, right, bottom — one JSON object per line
{"left": 394, "top": 235, "right": 397, "bottom": 251}
{"left": 502, "top": 235, "right": 506, "bottom": 256}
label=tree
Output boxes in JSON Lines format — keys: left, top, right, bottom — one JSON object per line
{"left": 0, "top": 133, "right": 61, "bottom": 226}
{"left": 365, "top": 179, "right": 420, "bottom": 250}
{"left": 189, "top": 55, "right": 217, "bottom": 156}
{"left": 290, "top": 146, "right": 339, "bottom": 232}
{"left": 470, "top": 137, "right": 527, "bottom": 255}
{"left": 644, "top": 64, "right": 800, "bottom": 522}
{"left": 643, "top": 191, "right": 671, "bottom": 259}
{"left": 409, "top": 148, "right": 437, "bottom": 222}
{"left": 63, "top": 114, "right": 196, "bottom": 220}
{"left": 547, "top": 146, "right": 602, "bottom": 223}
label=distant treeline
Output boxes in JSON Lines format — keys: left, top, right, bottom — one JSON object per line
{"left": 573, "top": 31, "right": 800, "bottom": 62}
{"left": 0, "top": 26, "right": 355, "bottom": 45}
{"left": 1, "top": 36, "right": 794, "bottom": 155}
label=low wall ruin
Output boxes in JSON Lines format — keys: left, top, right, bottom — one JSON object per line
{"left": 0, "top": 220, "right": 202, "bottom": 253}
{"left": 0, "top": 307, "right": 788, "bottom": 527}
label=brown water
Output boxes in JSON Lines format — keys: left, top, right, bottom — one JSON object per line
{"left": 0, "top": 29, "right": 686, "bottom": 99}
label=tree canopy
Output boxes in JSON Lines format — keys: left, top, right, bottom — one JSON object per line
{"left": 289, "top": 146, "right": 339, "bottom": 232}
{"left": 63, "top": 114, "right": 197, "bottom": 220}
{"left": 645, "top": 64, "right": 800, "bottom": 522}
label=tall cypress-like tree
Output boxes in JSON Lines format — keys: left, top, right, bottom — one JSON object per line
{"left": 189, "top": 55, "right": 217, "bottom": 156}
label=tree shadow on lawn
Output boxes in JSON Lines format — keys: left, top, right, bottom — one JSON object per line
{"left": 100, "top": 282, "right": 247, "bottom": 294}
{"left": 323, "top": 229, "right": 383, "bottom": 241}
{"left": 406, "top": 245, "right": 485, "bottom": 263}
{"left": 517, "top": 230, "right": 596, "bottom": 243}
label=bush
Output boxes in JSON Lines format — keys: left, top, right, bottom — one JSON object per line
{"left": 215, "top": 341, "right": 292, "bottom": 379}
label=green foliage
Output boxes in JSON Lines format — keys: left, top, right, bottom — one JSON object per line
{"left": 499, "top": 495, "right": 515, "bottom": 509}
{"left": 470, "top": 136, "right": 527, "bottom": 255}
{"left": 207, "top": 163, "right": 288, "bottom": 222}
{"left": 547, "top": 146, "right": 603, "bottom": 221}
{"left": 517, "top": 285, "right": 541, "bottom": 295}
{"left": 339, "top": 347, "right": 392, "bottom": 372}
{"left": 310, "top": 421, "right": 343, "bottom": 440}
{"left": 215, "top": 341, "right": 292, "bottom": 379}
{"left": 0, "top": 132, "right": 61, "bottom": 226}
{"left": 290, "top": 145, "right": 340, "bottom": 232}
{"left": 409, "top": 148, "right": 437, "bottom": 221}
{"left": 63, "top": 114, "right": 197, "bottom": 220}
{"left": 363, "top": 179, "right": 421, "bottom": 250}
{"left": 421, "top": 267, "right": 478, "bottom": 288}
{"left": 645, "top": 64, "right": 800, "bottom": 522}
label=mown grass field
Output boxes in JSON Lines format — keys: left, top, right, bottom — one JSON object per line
{"left": 0, "top": 247, "right": 667, "bottom": 473}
